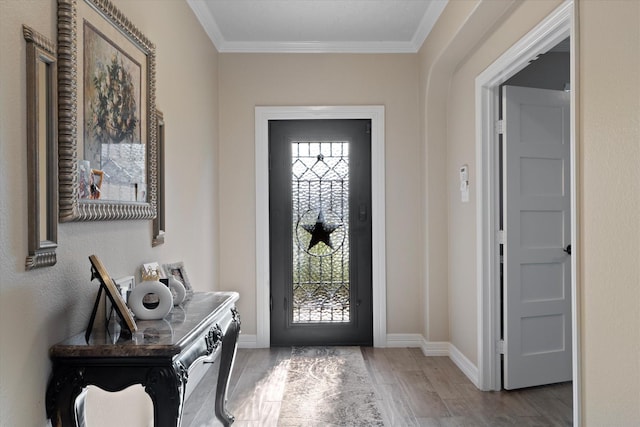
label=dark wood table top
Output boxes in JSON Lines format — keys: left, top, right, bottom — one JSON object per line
{"left": 49, "top": 291, "right": 239, "bottom": 359}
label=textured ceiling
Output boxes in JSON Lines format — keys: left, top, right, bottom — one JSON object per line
{"left": 187, "top": 0, "right": 449, "bottom": 53}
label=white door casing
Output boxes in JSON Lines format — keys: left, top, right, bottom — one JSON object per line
{"left": 502, "top": 86, "right": 572, "bottom": 389}
{"left": 475, "top": 2, "right": 579, "bottom": 420}
{"left": 255, "top": 106, "right": 387, "bottom": 348}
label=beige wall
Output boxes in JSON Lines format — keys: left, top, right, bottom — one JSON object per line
{"left": 445, "top": 0, "right": 562, "bottom": 364}
{"left": 580, "top": 0, "right": 640, "bottom": 424}
{"left": 421, "top": 0, "right": 640, "bottom": 423}
{"left": 0, "top": 0, "right": 219, "bottom": 425}
{"left": 218, "top": 53, "right": 423, "bottom": 337}
{"left": 418, "top": 0, "right": 521, "bottom": 346}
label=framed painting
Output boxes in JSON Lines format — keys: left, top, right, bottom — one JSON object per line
{"left": 57, "top": 0, "right": 157, "bottom": 221}
{"left": 23, "top": 25, "right": 58, "bottom": 270}
{"left": 152, "top": 110, "right": 165, "bottom": 246}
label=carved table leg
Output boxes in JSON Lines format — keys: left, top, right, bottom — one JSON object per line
{"left": 144, "top": 367, "right": 184, "bottom": 427}
{"left": 215, "top": 309, "right": 241, "bottom": 426}
{"left": 46, "top": 366, "right": 86, "bottom": 427}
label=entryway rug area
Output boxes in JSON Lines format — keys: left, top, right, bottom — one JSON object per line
{"left": 277, "top": 346, "right": 385, "bottom": 426}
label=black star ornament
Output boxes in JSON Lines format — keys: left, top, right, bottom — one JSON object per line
{"left": 302, "top": 210, "right": 341, "bottom": 250}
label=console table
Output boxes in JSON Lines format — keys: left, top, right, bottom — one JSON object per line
{"left": 46, "top": 291, "right": 240, "bottom": 427}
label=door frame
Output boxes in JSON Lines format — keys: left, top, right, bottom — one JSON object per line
{"left": 255, "top": 106, "right": 387, "bottom": 348}
{"left": 475, "top": 0, "right": 580, "bottom": 419}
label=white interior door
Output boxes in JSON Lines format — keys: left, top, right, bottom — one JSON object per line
{"left": 503, "top": 85, "right": 572, "bottom": 390}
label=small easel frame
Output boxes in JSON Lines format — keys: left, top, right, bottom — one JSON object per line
{"left": 86, "top": 255, "right": 137, "bottom": 342}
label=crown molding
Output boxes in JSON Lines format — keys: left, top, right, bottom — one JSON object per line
{"left": 216, "top": 40, "right": 419, "bottom": 54}
{"left": 188, "top": 0, "right": 449, "bottom": 54}
{"left": 187, "top": 0, "right": 225, "bottom": 50}
{"left": 411, "top": 0, "right": 448, "bottom": 52}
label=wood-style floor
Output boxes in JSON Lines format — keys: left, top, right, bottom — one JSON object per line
{"left": 182, "top": 347, "right": 573, "bottom": 427}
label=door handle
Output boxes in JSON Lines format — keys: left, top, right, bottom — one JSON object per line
{"left": 359, "top": 204, "right": 368, "bottom": 221}
{"left": 563, "top": 244, "right": 571, "bottom": 255}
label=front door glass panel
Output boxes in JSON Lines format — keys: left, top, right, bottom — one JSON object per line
{"left": 291, "top": 141, "right": 350, "bottom": 323}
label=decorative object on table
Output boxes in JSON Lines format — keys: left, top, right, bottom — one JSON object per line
{"left": 23, "top": 25, "right": 58, "bottom": 270}
{"left": 115, "top": 276, "right": 135, "bottom": 300}
{"left": 140, "top": 262, "right": 164, "bottom": 307}
{"left": 105, "top": 275, "right": 135, "bottom": 324}
{"left": 161, "top": 276, "right": 186, "bottom": 306}
{"left": 141, "top": 261, "right": 164, "bottom": 281}
{"left": 128, "top": 280, "right": 173, "bottom": 320}
{"left": 169, "top": 277, "right": 186, "bottom": 305}
{"left": 56, "top": 0, "right": 158, "bottom": 221}
{"left": 163, "top": 261, "right": 193, "bottom": 299}
{"left": 87, "top": 255, "right": 137, "bottom": 342}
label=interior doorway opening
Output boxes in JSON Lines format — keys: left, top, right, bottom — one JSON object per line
{"left": 499, "top": 40, "right": 571, "bottom": 390}
{"left": 475, "top": 0, "right": 579, "bottom": 422}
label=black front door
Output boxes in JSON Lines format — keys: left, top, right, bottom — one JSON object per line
{"left": 269, "top": 119, "right": 372, "bottom": 346}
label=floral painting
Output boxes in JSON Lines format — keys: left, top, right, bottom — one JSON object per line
{"left": 83, "top": 22, "right": 143, "bottom": 200}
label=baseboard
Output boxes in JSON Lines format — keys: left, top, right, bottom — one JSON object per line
{"left": 240, "top": 334, "right": 427, "bottom": 349}
{"left": 241, "top": 332, "right": 478, "bottom": 387}
{"left": 385, "top": 333, "right": 424, "bottom": 348}
{"left": 419, "top": 338, "right": 450, "bottom": 356}
{"left": 416, "top": 338, "right": 480, "bottom": 387}
{"left": 448, "top": 343, "right": 480, "bottom": 388}
{"left": 237, "top": 334, "right": 258, "bottom": 348}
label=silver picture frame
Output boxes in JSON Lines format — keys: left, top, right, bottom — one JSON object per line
{"left": 57, "top": 0, "right": 157, "bottom": 221}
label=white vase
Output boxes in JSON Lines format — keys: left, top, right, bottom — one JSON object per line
{"left": 168, "top": 277, "right": 186, "bottom": 305}
{"left": 128, "top": 280, "right": 173, "bottom": 320}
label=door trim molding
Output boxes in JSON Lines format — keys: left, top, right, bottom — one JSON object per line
{"left": 255, "top": 106, "right": 387, "bottom": 348}
{"left": 475, "top": 0, "right": 579, "bottom": 420}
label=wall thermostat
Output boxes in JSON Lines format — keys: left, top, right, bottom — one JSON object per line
{"left": 460, "top": 164, "right": 469, "bottom": 203}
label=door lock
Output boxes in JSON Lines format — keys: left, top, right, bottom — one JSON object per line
{"left": 359, "top": 204, "right": 368, "bottom": 221}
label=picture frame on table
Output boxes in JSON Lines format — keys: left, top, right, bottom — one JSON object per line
{"left": 105, "top": 275, "right": 134, "bottom": 323}
{"left": 163, "top": 261, "right": 193, "bottom": 298}
{"left": 88, "top": 255, "right": 137, "bottom": 336}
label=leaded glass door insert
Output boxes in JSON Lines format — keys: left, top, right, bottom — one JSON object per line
{"left": 292, "top": 141, "right": 350, "bottom": 323}
{"left": 269, "top": 119, "right": 372, "bottom": 346}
